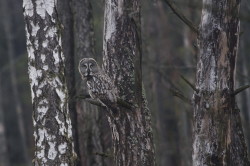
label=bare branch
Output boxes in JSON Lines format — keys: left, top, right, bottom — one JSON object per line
{"left": 76, "top": 95, "right": 132, "bottom": 109}
{"left": 163, "top": 0, "right": 199, "bottom": 35}
{"left": 233, "top": 85, "right": 250, "bottom": 96}
{"left": 85, "top": 99, "right": 106, "bottom": 108}
{"left": 170, "top": 88, "right": 192, "bottom": 105}
{"left": 180, "top": 75, "right": 198, "bottom": 93}
{"left": 94, "top": 152, "right": 113, "bottom": 158}
{"left": 117, "top": 99, "right": 133, "bottom": 109}
{"left": 75, "top": 94, "right": 91, "bottom": 99}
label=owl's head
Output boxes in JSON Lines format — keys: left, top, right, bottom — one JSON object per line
{"left": 79, "top": 58, "right": 100, "bottom": 79}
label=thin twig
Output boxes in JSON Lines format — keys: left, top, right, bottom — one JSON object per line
{"left": 75, "top": 94, "right": 91, "bottom": 99}
{"left": 76, "top": 95, "right": 133, "bottom": 109}
{"left": 94, "top": 152, "right": 113, "bottom": 158}
{"left": 170, "top": 88, "right": 192, "bottom": 105}
{"left": 180, "top": 75, "right": 198, "bottom": 93}
{"left": 163, "top": 0, "right": 199, "bottom": 35}
{"left": 117, "top": 99, "right": 133, "bottom": 109}
{"left": 76, "top": 95, "right": 105, "bottom": 108}
{"left": 85, "top": 99, "right": 106, "bottom": 108}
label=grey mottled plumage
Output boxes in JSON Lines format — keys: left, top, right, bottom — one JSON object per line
{"left": 78, "top": 58, "right": 118, "bottom": 110}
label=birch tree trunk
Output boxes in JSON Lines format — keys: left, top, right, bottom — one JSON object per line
{"left": 103, "top": 0, "right": 156, "bottom": 165}
{"left": 72, "top": 0, "right": 111, "bottom": 165}
{"left": 193, "top": 0, "right": 250, "bottom": 165}
{"left": 23, "top": 0, "right": 76, "bottom": 165}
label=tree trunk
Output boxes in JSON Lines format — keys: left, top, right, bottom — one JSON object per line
{"left": 192, "top": 0, "right": 250, "bottom": 165}
{"left": 57, "top": 1, "right": 81, "bottom": 165}
{"left": 103, "top": 0, "right": 156, "bottom": 165}
{"left": 0, "top": 76, "right": 10, "bottom": 166}
{"left": 71, "top": 0, "right": 111, "bottom": 165}
{"left": 1, "top": 0, "right": 31, "bottom": 165}
{"left": 23, "top": 0, "right": 76, "bottom": 165}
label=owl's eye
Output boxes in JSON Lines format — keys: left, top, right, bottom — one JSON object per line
{"left": 82, "top": 64, "right": 87, "bottom": 68}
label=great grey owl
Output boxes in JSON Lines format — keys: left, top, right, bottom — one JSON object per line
{"left": 78, "top": 58, "right": 118, "bottom": 111}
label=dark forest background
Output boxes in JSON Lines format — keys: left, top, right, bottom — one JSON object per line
{"left": 0, "top": 0, "right": 250, "bottom": 165}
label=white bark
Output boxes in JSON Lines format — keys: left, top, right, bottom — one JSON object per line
{"left": 23, "top": 0, "right": 76, "bottom": 165}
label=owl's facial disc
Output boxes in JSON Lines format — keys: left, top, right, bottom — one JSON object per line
{"left": 79, "top": 58, "right": 98, "bottom": 80}
{"left": 88, "top": 62, "right": 94, "bottom": 76}
{"left": 79, "top": 63, "right": 88, "bottom": 78}
{"left": 82, "top": 63, "right": 94, "bottom": 80}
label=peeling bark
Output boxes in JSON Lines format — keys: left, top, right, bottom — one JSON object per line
{"left": 23, "top": 0, "right": 76, "bottom": 165}
{"left": 103, "top": 0, "right": 156, "bottom": 165}
{"left": 193, "top": 0, "right": 250, "bottom": 165}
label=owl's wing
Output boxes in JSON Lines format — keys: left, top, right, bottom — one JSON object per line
{"left": 100, "top": 73, "right": 118, "bottom": 102}
{"left": 97, "top": 73, "right": 118, "bottom": 103}
{"left": 86, "top": 73, "right": 119, "bottom": 113}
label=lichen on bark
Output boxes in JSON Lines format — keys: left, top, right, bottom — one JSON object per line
{"left": 193, "top": 0, "right": 250, "bottom": 165}
{"left": 102, "top": 0, "right": 156, "bottom": 165}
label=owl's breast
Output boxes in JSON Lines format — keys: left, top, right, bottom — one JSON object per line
{"left": 86, "top": 80, "right": 94, "bottom": 90}
{"left": 86, "top": 75, "right": 92, "bottom": 81}
{"left": 87, "top": 79, "right": 100, "bottom": 98}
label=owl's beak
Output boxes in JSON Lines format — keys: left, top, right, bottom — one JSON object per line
{"left": 87, "top": 68, "right": 90, "bottom": 76}
{"left": 85, "top": 69, "right": 92, "bottom": 81}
